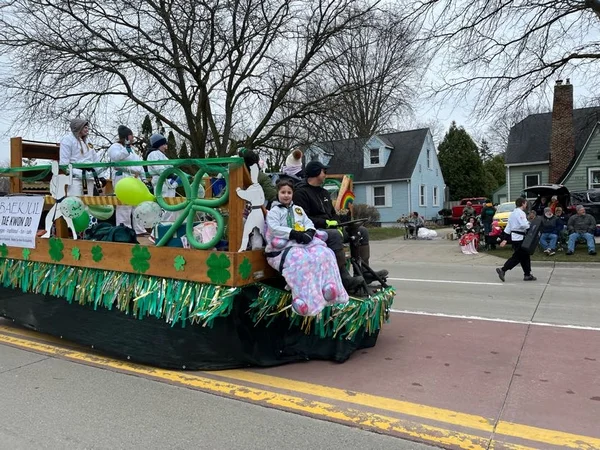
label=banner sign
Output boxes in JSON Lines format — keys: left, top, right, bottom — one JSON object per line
{"left": 0, "top": 196, "right": 45, "bottom": 249}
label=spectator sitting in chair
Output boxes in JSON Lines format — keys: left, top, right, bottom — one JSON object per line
{"left": 408, "top": 211, "right": 424, "bottom": 237}
{"left": 539, "top": 207, "right": 560, "bottom": 256}
{"left": 566, "top": 205, "right": 597, "bottom": 256}
{"left": 461, "top": 201, "right": 476, "bottom": 222}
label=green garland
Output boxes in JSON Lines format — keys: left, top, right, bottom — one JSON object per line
{"left": 0, "top": 259, "right": 238, "bottom": 328}
{"left": 0, "top": 258, "right": 395, "bottom": 340}
{"left": 249, "top": 284, "right": 395, "bottom": 340}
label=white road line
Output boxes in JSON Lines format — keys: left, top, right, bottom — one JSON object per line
{"left": 387, "top": 277, "right": 503, "bottom": 286}
{"left": 390, "top": 309, "right": 600, "bottom": 332}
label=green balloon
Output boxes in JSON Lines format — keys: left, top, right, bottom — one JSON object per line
{"left": 72, "top": 210, "right": 90, "bottom": 232}
{"left": 87, "top": 204, "right": 115, "bottom": 220}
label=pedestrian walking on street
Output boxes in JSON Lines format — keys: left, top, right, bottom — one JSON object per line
{"left": 496, "top": 197, "right": 536, "bottom": 282}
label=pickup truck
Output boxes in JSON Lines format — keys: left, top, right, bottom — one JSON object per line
{"left": 451, "top": 197, "right": 487, "bottom": 224}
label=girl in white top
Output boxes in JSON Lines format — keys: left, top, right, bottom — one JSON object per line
{"left": 145, "top": 133, "right": 183, "bottom": 222}
{"left": 146, "top": 134, "right": 179, "bottom": 197}
{"left": 108, "top": 125, "right": 146, "bottom": 235}
{"left": 59, "top": 119, "right": 102, "bottom": 196}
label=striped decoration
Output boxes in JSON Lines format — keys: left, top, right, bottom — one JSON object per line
{"left": 44, "top": 195, "right": 187, "bottom": 206}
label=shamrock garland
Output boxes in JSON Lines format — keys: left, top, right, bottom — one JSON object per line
{"left": 48, "top": 238, "right": 64, "bottom": 262}
{"left": 91, "top": 245, "right": 103, "bottom": 262}
{"left": 130, "top": 245, "right": 151, "bottom": 273}
{"left": 174, "top": 255, "right": 186, "bottom": 271}
{"left": 71, "top": 247, "right": 81, "bottom": 261}
{"left": 22, "top": 248, "right": 31, "bottom": 260}
{"left": 206, "top": 253, "right": 231, "bottom": 284}
{"left": 0, "top": 243, "right": 8, "bottom": 258}
{"left": 238, "top": 257, "right": 252, "bottom": 280}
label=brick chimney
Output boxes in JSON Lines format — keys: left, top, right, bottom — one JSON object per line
{"left": 549, "top": 79, "right": 574, "bottom": 183}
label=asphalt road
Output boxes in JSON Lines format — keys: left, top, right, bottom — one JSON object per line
{"left": 0, "top": 341, "right": 438, "bottom": 450}
{"left": 369, "top": 236, "right": 600, "bottom": 328}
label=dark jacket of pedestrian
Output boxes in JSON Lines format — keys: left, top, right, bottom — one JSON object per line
{"left": 481, "top": 204, "right": 496, "bottom": 224}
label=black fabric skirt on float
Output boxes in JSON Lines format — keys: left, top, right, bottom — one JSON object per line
{"left": 0, "top": 286, "right": 378, "bottom": 370}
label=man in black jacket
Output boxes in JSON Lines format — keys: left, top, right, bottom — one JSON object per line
{"left": 293, "top": 161, "right": 388, "bottom": 292}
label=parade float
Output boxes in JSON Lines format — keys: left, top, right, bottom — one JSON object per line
{"left": 0, "top": 138, "right": 394, "bottom": 370}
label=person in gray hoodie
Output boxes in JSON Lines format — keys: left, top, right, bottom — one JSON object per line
{"left": 566, "top": 205, "right": 597, "bottom": 255}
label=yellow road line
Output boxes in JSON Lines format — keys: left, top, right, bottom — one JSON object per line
{"left": 213, "top": 369, "right": 494, "bottom": 431}
{"left": 1, "top": 327, "right": 599, "bottom": 449}
{"left": 216, "top": 370, "right": 600, "bottom": 449}
{"left": 0, "top": 332, "right": 490, "bottom": 450}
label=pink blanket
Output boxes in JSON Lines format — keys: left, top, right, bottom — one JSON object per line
{"left": 266, "top": 230, "right": 348, "bottom": 316}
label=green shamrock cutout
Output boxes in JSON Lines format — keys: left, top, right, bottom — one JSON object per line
{"left": 71, "top": 247, "right": 81, "bottom": 261}
{"left": 91, "top": 245, "right": 103, "bottom": 262}
{"left": 130, "top": 245, "right": 151, "bottom": 273}
{"left": 22, "top": 248, "right": 31, "bottom": 260}
{"left": 0, "top": 243, "right": 8, "bottom": 258}
{"left": 238, "top": 257, "right": 252, "bottom": 280}
{"left": 174, "top": 255, "right": 186, "bottom": 271}
{"left": 206, "top": 253, "right": 231, "bottom": 284}
{"left": 48, "top": 238, "right": 64, "bottom": 262}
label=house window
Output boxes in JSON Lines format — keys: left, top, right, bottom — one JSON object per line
{"left": 588, "top": 168, "right": 600, "bottom": 189}
{"left": 370, "top": 148, "right": 380, "bottom": 165}
{"left": 523, "top": 173, "right": 540, "bottom": 199}
{"left": 435, "top": 168, "right": 438, "bottom": 177}
{"left": 427, "top": 149, "right": 431, "bottom": 169}
{"left": 373, "top": 186, "right": 386, "bottom": 206}
{"left": 369, "top": 185, "right": 391, "bottom": 207}
{"left": 524, "top": 173, "right": 540, "bottom": 188}
{"left": 432, "top": 186, "right": 439, "bottom": 206}
{"left": 419, "top": 185, "right": 427, "bottom": 206}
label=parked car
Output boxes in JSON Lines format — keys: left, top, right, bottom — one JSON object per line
{"left": 450, "top": 197, "right": 487, "bottom": 224}
{"left": 522, "top": 184, "right": 575, "bottom": 216}
{"left": 493, "top": 202, "right": 516, "bottom": 229}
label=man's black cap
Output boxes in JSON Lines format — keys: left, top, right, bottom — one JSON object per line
{"left": 305, "top": 160, "right": 329, "bottom": 178}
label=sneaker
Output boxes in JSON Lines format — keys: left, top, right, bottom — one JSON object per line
{"left": 548, "top": 250, "right": 556, "bottom": 256}
{"left": 496, "top": 268, "right": 505, "bottom": 282}
{"left": 566, "top": 251, "right": 574, "bottom": 255}
{"left": 590, "top": 251, "right": 597, "bottom": 256}
{"left": 544, "top": 248, "right": 551, "bottom": 254}
{"left": 523, "top": 275, "right": 537, "bottom": 281}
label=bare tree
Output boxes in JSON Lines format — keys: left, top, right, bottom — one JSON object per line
{"left": 413, "top": 0, "right": 600, "bottom": 118}
{"left": 294, "top": 9, "right": 425, "bottom": 141}
{"left": 0, "top": 0, "right": 378, "bottom": 157}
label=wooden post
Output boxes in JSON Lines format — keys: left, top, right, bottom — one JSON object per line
{"left": 9, "top": 137, "right": 22, "bottom": 194}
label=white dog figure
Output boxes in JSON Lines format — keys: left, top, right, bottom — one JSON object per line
{"left": 236, "top": 163, "right": 266, "bottom": 252}
{"left": 41, "top": 161, "right": 78, "bottom": 239}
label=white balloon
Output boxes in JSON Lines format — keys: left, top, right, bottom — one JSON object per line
{"left": 59, "top": 196, "right": 85, "bottom": 219}
{"left": 133, "top": 201, "right": 163, "bottom": 228}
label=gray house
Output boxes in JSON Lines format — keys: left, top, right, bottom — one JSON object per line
{"left": 503, "top": 80, "right": 600, "bottom": 200}
{"left": 306, "top": 129, "right": 446, "bottom": 225}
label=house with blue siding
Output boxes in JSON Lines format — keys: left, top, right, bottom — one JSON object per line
{"left": 503, "top": 80, "right": 600, "bottom": 200}
{"left": 306, "top": 129, "right": 446, "bottom": 225}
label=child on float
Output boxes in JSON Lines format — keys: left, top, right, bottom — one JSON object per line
{"left": 265, "top": 179, "right": 348, "bottom": 316}
{"left": 108, "top": 125, "right": 147, "bottom": 235}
